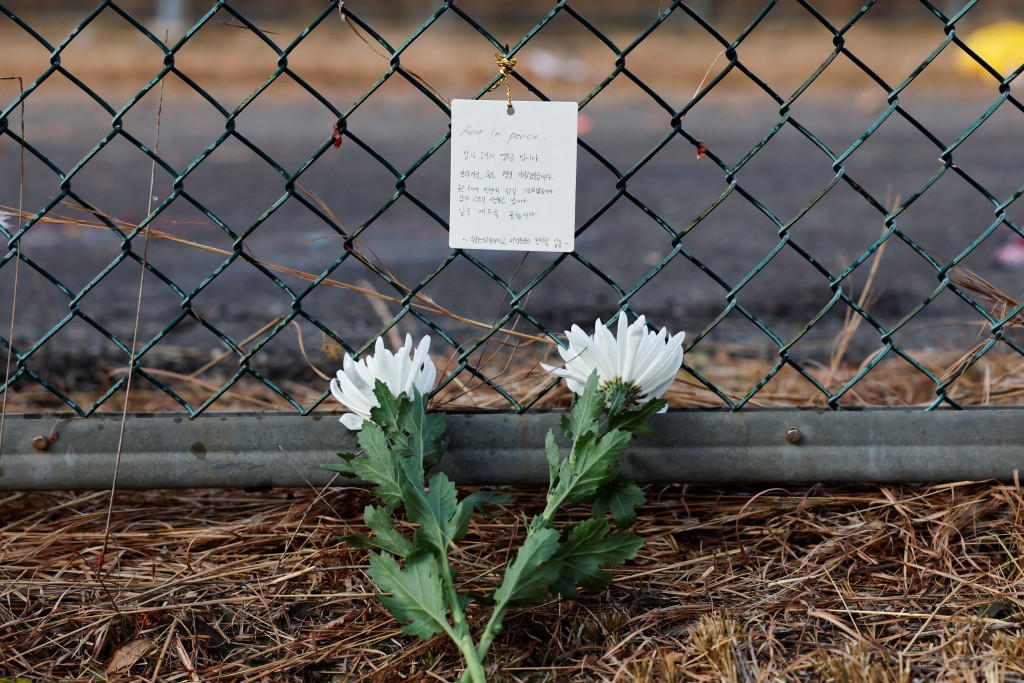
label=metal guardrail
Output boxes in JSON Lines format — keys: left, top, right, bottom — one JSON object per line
{"left": 2, "top": 410, "right": 1022, "bottom": 489}
{"left": 1, "top": 0, "right": 1023, "bottom": 421}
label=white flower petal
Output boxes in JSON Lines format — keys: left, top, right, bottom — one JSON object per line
{"left": 329, "top": 334, "right": 438, "bottom": 431}
{"left": 546, "top": 313, "right": 685, "bottom": 406}
{"left": 340, "top": 413, "right": 366, "bottom": 430}
{"left": 330, "top": 372, "right": 376, "bottom": 418}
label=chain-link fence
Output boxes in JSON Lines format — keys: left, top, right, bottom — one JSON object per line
{"left": 1, "top": 0, "right": 1022, "bottom": 418}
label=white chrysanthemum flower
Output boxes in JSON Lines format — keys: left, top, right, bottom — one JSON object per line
{"left": 542, "top": 314, "right": 684, "bottom": 408}
{"left": 330, "top": 334, "right": 437, "bottom": 430}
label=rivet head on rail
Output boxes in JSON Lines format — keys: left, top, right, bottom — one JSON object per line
{"left": 786, "top": 427, "right": 802, "bottom": 445}
{"left": 32, "top": 435, "right": 50, "bottom": 451}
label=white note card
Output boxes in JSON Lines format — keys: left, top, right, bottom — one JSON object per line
{"left": 449, "top": 99, "right": 577, "bottom": 252}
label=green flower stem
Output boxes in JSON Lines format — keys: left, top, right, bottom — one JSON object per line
{"left": 438, "top": 556, "right": 487, "bottom": 683}
{"left": 467, "top": 483, "right": 571, "bottom": 675}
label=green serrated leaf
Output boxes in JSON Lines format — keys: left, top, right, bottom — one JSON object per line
{"left": 592, "top": 476, "right": 646, "bottom": 528}
{"left": 320, "top": 462, "right": 353, "bottom": 476}
{"left": 566, "top": 371, "right": 604, "bottom": 443}
{"left": 545, "top": 430, "right": 562, "bottom": 485}
{"left": 364, "top": 504, "right": 412, "bottom": 556}
{"left": 394, "top": 396, "right": 448, "bottom": 470}
{"left": 603, "top": 381, "right": 634, "bottom": 417}
{"left": 421, "top": 413, "right": 448, "bottom": 470}
{"left": 463, "top": 490, "right": 513, "bottom": 513}
{"left": 368, "top": 552, "right": 450, "bottom": 640}
{"left": 977, "top": 601, "right": 1012, "bottom": 619}
{"left": 339, "top": 533, "right": 386, "bottom": 551}
{"left": 608, "top": 397, "right": 666, "bottom": 437}
{"left": 566, "top": 429, "right": 631, "bottom": 503}
{"left": 320, "top": 452, "right": 360, "bottom": 477}
{"left": 493, "top": 526, "right": 562, "bottom": 606}
{"left": 343, "top": 423, "right": 404, "bottom": 508}
{"left": 450, "top": 491, "right": 512, "bottom": 542}
{"left": 550, "top": 518, "right": 644, "bottom": 599}
{"left": 449, "top": 500, "right": 475, "bottom": 546}
{"left": 400, "top": 469, "right": 462, "bottom": 556}
{"left": 368, "top": 379, "right": 405, "bottom": 433}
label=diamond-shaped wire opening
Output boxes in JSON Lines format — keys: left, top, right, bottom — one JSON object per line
{"left": 177, "top": 132, "right": 288, "bottom": 230}
{"left": 184, "top": 255, "right": 297, "bottom": 348}
{"left": 168, "top": 9, "right": 289, "bottom": 111}
{"left": 729, "top": 246, "right": 840, "bottom": 343}
{"left": 295, "top": 134, "right": 408, "bottom": 234}
{"left": 734, "top": 6, "right": 847, "bottom": 102}
{"left": 784, "top": 182, "right": 890, "bottom": 274}
{"left": 894, "top": 169, "right": 1002, "bottom": 262}
{"left": 228, "top": 196, "right": 343, "bottom": 288}
{"left": 343, "top": 75, "right": 451, "bottom": 173}
{"left": 945, "top": 100, "right": 1024, "bottom": 203}
{"left": 50, "top": 5, "right": 169, "bottom": 107}
{"left": 384, "top": 7, "right": 514, "bottom": 102}
{"left": 835, "top": 111, "right": 948, "bottom": 212}
{"left": 675, "top": 188, "right": 784, "bottom": 289}
{"left": 234, "top": 316, "right": 340, "bottom": 408}
{"left": 347, "top": 193, "right": 451, "bottom": 281}
{"left": 0, "top": 254, "right": 76, "bottom": 354}
{"left": 292, "top": 281, "right": 387, "bottom": 357}
{"left": 116, "top": 75, "right": 233, "bottom": 173}
{"left": 3, "top": 75, "right": 115, "bottom": 175}
{"left": 18, "top": 311, "right": 139, "bottom": 410}
{"left": 624, "top": 250, "right": 727, "bottom": 328}
{"left": 574, "top": 75, "right": 677, "bottom": 175}
{"left": 728, "top": 120, "right": 843, "bottom": 229}
{"left": 6, "top": 211, "right": 123, "bottom": 296}
{"left": 281, "top": 13, "right": 384, "bottom": 103}
{"left": 53, "top": 133, "right": 175, "bottom": 221}
{"left": 409, "top": 252, "right": 526, "bottom": 335}
{"left": 825, "top": 4, "right": 961, "bottom": 94}
{"left": 621, "top": 129, "right": 724, "bottom": 226}
{"left": 71, "top": 256, "right": 184, "bottom": 346}
{"left": 598, "top": 7, "right": 734, "bottom": 112}
{"left": 129, "top": 200, "right": 238, "bottom": 294}
{"left": 570, "top": 199, "right": 673, "bottom": 294}
{"left": 506, "top": 10, "right": 614, "bottom": 105}
{"left": 225, "top": 76, "right": 340, "bottom": 174}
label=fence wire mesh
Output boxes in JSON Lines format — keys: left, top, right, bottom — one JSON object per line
{"left": 0, "top": 0, "right": 1022, "bottom": 417}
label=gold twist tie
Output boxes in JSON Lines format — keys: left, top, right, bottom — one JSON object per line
{"left": 489, "top": 50, "right": 517, "bottom": 110}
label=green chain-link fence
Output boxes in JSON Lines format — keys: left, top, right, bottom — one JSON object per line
{"left": 1, "top": 0, "right": 1022, "bottom": 418}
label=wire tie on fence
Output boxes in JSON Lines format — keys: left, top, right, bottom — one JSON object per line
{"left": 488, "top": 46, "right": 517, "bottom": 112}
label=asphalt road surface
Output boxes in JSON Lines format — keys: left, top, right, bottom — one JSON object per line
{"left": 2, "top": 88, "right": 1021, "bottom": 382}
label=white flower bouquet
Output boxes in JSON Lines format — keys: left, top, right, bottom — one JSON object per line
{"left": 324, "top": 314, "right": 684, "bottom": 682}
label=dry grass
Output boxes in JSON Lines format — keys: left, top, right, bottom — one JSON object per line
{"left": 2, "top": 481, "right": 1024, "bottom": 681}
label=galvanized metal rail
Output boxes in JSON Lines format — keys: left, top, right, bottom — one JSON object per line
{"left": 1, "top": 411, "right": 1020, "bottom": 490}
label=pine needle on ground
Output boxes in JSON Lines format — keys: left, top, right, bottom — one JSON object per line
{"left": 2, "top": 481, "right": 1023, "bottom": 682}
